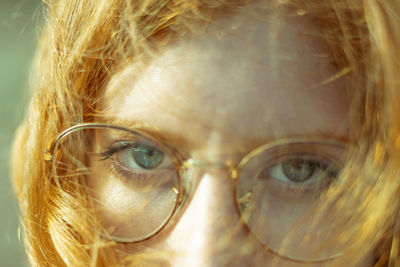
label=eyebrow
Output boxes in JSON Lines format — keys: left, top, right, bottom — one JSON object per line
{"left": 96, "top": 116, "right": 195, "bottom": 150}
{"left": 95, "top": 115, "right": 350, "bottom": 157}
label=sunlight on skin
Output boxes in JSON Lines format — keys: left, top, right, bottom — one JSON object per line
{"left": 166, "top": 173, "right": 212, "bottom": 267}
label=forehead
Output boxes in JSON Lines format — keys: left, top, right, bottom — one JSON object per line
{"left": 100, "top": 6, "right": 348, "bottom": 156}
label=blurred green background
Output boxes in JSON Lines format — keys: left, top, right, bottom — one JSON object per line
{"left": 1, "top": 0, "right": 41, "bottom": 266}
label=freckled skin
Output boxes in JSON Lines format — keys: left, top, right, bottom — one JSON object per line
{"left": 92, "top": 3, "right": 374, "bottom": 266}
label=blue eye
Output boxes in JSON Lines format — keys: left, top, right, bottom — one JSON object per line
{"left": 281, "top": 158, "right": 319, "bottom": 183}
{"left": 100, "top": 141, "right": 173, "bottom": 172}
{"left": 266, "top": 156, "right": 339, "bottom": 185}
{"left": 97, "top": 139, "right": 175, "bottom": 189}
{"left": 121, "top": 142, "right": 165, "bottom": 170}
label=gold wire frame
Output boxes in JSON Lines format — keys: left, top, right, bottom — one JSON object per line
{"left": 45, "top": 122, "right": 349, "bottom": 263}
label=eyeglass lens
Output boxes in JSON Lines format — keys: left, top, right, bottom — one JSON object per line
{"left": 51, "top": 125, "right": 352, "bottom": 261}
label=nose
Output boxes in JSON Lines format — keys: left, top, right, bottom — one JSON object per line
{"left": 165, "top": 168, "right": 261, "bottom": 267}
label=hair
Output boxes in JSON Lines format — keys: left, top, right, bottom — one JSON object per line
{"left": 11, "top": 0, "right": 400, "bottom": 266}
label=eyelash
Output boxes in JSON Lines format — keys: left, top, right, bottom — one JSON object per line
{"left": 98, "top": 141, "right": 172, "bottom": 187}
{"left": 98, "top": 142, "right": 147, "bottom": 184}
{"left": 108, "top": 159, "right": 149, "bottom": 185}
{"left": 98, "top": 142, "right": 133, "bottom": 161}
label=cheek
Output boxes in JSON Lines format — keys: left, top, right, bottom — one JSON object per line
{"left": 88, "top": 169, "right": 137, "bottom": 215}
{"left": 87, "top": 164, "right": 144, "bottom": 237}
{"left": 87, "top": 160, "right": 179, "bottom": 242}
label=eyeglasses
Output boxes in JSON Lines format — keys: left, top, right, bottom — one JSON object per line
{"left": 45, "top": 123, "right": 352, "bottom": 263}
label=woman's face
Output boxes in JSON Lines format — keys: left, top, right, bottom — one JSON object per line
{"left": 89, "top": 4, "right": 374, "bottom": 266}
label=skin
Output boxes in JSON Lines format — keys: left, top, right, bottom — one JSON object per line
{"left": 90, "top": 3, "right": 375, "bottom": 266}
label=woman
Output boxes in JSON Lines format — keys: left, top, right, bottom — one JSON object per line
{"left": 11, "top": 0, "right": 400, "bottom": 266}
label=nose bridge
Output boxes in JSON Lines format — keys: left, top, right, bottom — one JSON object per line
{"left": 167, "top": 167, "right": 250, "bottom": 266}
{"left": 182, "top": 158, "right": 236, "bottom": 175}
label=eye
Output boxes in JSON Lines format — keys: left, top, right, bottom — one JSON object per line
{"left": 281, "top": 158, "right": 319, "bottom": 183}
{"left": 264, "top": 156, "right": 339, "bottom": 185}
{"left": 98, "top": 140, "right": 176, "bottom": 188}
{"left": 116, "top": 142, "right": 173, "bottom": 171}
{"left": 99, "top": 140, "right": 174, "bottom": 173}
{"left": 121, "top": 142, "right": 164, "bottom": 169}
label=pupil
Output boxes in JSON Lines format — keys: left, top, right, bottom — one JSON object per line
{"left": 282, "top": 159, "right": 318, "bottom": 183}
{"left": 133, "top": 144, "right": 164, "bottom": 169}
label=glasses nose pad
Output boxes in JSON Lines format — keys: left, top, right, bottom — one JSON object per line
{"left": 172, "top": 165, "right": 194, "bottom": 215}
{"left": 237, "top": 191, "right": 253, "bottom": 219}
